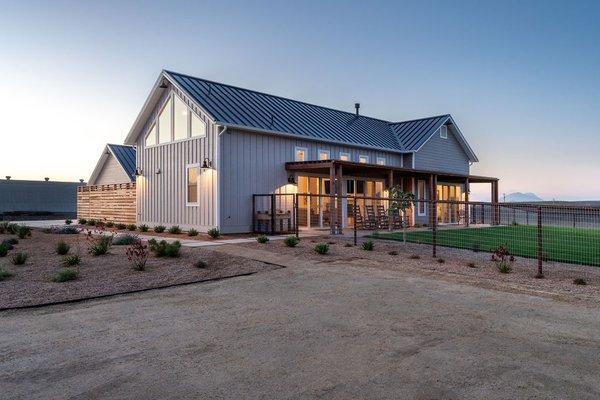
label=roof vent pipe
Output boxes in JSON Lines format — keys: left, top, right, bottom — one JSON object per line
{"left": 44, "top": 177, "right": 49, "bottom": 181}
{"left": 5, "top": 176, "right": 10, "bottom": 180}
{"left": 355, "top": 103, "right": 360, "bottom": 116}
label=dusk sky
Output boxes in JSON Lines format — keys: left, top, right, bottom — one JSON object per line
{"left": 1, "top": 0, "right": 599, "bottom": 200}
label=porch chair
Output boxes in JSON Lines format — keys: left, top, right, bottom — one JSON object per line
{"left": 364, "top": 205, "right": 377, "bottom": 230}
{"left": 351, "top": 203, "right": 364, "bottom": 229}
{"left": 376, "top": 205, "right": 389, "bottom": 229}
{"left": 389, "top": 208, "right": 404, "bottom": 229}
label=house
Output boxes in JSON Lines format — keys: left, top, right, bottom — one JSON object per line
{"left": 88, "top": 144, "right": 136, "bottom": 185}
{"left": 111, "top": 70, "right": 498, "bottom": 233}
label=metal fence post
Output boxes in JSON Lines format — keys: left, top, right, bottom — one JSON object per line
{"left": 294, "top": 194, "right": 299, "bottom": 238}
{"left": 536, "top": 206, "right": 544, "bottom": 278}
{"left": 252, "top": 195, "right": 256, "bottom": 233}
{"left": 432, "top": 199, "right": 437, "bottom": 258}
{"left": 353, "top": 202, "right": 357, "bottom": 246}
{"left": 270, "top": 194, "right": 276, "bottom": 236}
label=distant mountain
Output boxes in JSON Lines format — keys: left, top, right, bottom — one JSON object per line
{"left": 504, "top": 192, "right": 543, "bottom": 202}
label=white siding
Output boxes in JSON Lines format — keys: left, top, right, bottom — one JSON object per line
{"left": 90, "top": 155, "right": 130, "bottom": 185}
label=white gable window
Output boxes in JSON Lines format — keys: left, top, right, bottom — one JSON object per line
{"left": 173, "top": 95, "right": 189, "bottom": 141}
{"left": 318, "top": 149, "right": 330, "bottom": 160}
{"left": 295, "top": 146, "right": 307, "bottom": 161}
{"left": 191, "top": 113, "right": 206, "bottom": 138}
{"left": 186, "top": 164, "right": 199, "bottom": 205}
{"left": 358, "top": 155, "right": 369, "bottom": 164}
{"left": 376, "top": 157, "right": 385, "bottom": 165}
{"left": 158, "top": 97, "right": 173, "bottom": 144}
{"left": 440, "top": 125, "right": 448, "bottom": 139}
{"left": 145, "top": 124, "right": 157, "bottom": 147}
{"left": 339, "top": 152, "right": 350, "bottom": 161}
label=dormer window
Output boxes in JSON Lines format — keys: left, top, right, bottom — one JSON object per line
{"left": 318, "top": 149, "right": 330, "bottom": 160}
{"left": 440, "top": 125, "right": 448, "bottom": 139}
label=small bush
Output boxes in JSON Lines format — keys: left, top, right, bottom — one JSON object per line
{"left": 154, "top": 225, "right": 166, "bottom": 233}
{"left": 492, "top": 244, "right": 515, "bottom": 274}
{"left": 16, "top": 225, "right": 31, "bottom": 239}
{"left": 573, "top": 278, "right": 587, "bottom": 286}
{"left": 195, "top": 260, "right": 208, "bottom": 269}
{"left": 126, "top": 224, "right": 137, "bottom": 231}
{"left": 65, "top": 219, "right": 72, "bottom": 225}
{"left": 63, "top": 254, "right": 81, "bottom": 267}
{"left": 0, "top": 222, "right": 8, "bottom": 234}
{"left": 51, "top": 225, "right": 79, "bottom": 234}
{"left": 78, "top": 218, "right": 87, "bottom": 225}
{"left": 88, "top": 235, "right": 112, "bottom": 256}
{"left": 314, "top": 243, "right": 329, "bottom": 254}
{"left": 207, "top": 228, "right": 220, "bottom": 239}
{"left": 168, "top": 225, "right": 182, "bottom": 234}
{"left": 497, "top": 263, "right": 511, "bottom": 274}
{"left": 138, "top": 224, "right": 149, "bottom": 232}
{"left": 436, "top": 258, "right": 445, "bottom": 264}
{"left": 344, "top": 243, "right": 353, "bottom": 247}
{"left": 1, "top": 238, "right": 17, "bottom": 250}
{"left": 56, "top": 241, "right": 70, "bottom": 255}
{"left": 87, "top": 219, "right": 97, "bottom": 226}
{"left": 362, "top": 240, "right": 374, "bottom": 251}
{"left": 388, "top": 250, "right": 398, "bottom": 256}
{"left": 0, "top": 244, "right": 8, "bottom": 257}
{"left": 284, "top": 236, "right": 299, "bottom": 247}
{"left": 115, "top": 223, "right": 127, "bottom": 230}
{"left": 256, "top": 235, "right": 269, "bottom": 244}
{"left": 53, "top": 268, "right": 79, "bottom": 282}
{"left": 0, "top": 268, "right": 13, "bottom": 281}
{"left": 187, "top": 229, "right": 199, "bottom": 237}
{"left": 126, "top": 241, "right": 148, "bottom": 271}
{"left": 12, "top": 252, "right": 28, "bottom": 265}
{"left": 148, "top": 239, "right": 181, "bottom": 257}
{"left": 113, "top": 234, "right": 139, "bottom": 246}
{"left": 105, "top": 221, "right": 115, "bottom": 228}
{"left": 409, "top": 254, "right": 420, "bottom": 259}
{"left": 327, "top": 241, "right": 336, "bottom": 245}
{"left": 467, "top": 262, "right": 477, "bottom": 268}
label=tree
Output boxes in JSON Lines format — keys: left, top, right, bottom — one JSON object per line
{"left": 388, "top": 185, "right": 415, "bottom": 243}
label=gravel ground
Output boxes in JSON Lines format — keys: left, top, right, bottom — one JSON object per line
{"left": 240, "top": 235, "right": 600, "bottom": 304}
{"left": 0, "top": 231, "right": 277, "bottom": 309}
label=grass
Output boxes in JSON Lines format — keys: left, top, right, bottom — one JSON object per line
{"left": 372, "top": 225, "right": 600, "bottom": 266}
{"left": 53, "top": 268, "right": 79, "bottom": 282}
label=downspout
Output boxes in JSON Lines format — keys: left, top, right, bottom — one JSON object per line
{"left": 215, "top": 124, "right": 228, "bottom": 230}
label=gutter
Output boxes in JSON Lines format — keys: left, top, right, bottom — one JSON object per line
{"left": 214, "top": 124, "right": 228, "bottom": 230}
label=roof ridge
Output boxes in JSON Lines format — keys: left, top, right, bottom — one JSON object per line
{"left": 164, "top": 70, "right": 392, "bottom": 124}
{"left": 389, "top": 114, "right": 450, "bottom": 125}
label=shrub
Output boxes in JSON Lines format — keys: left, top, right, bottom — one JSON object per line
{"left": 362, "top": 240, "right": 374, "bottom": 251}
{"left": 573, "top": 278, "right": 587, "bottom": 286}
{"left": 195, "top": 260, "right": 208, "bottom": 269}
{"left": 388, "top": 250, "right": 398, "bottom": 256}
{"left": 492, "top": 244, "right": 515, "bottom": 274}
{"left": 148, "top": 239, "right": 181, "bottom": 257}
{"left": 187, "top": 229, "right": 199, "bottom": 237}
{"left": 437, "top": 258, "right": 445, "bottom": 264}
{"left": 154, "top": 225, "right": 166, "bottom": 233}
{"left": 467, "top": 262, "right": 477, "bottom": 268}
{"left": 168, "top": 225, "right": 182, "bottom": 234}
{"left": 56, "top": 241, "right": 70, "bottom": 255}
{"left": 12, "top": 252, "right": 28, "bottom": 265}
{"left": 314, "top": 243, "right": 329, "bottom": 254}
{"left": 53, "top": 268, "right": 79, "bottom": 282}
{"left": 284, "top": 236, "right": 299, "bottom": 247}
{"left": 87, "top": 219, "right": 97, "bottom": 226}
{"left": 1, "top": 238, "right": 17, "bottom": 250}
{"left": 112, "top": 234, "right": 139, "bottom": 246}
{"left": 207, "top": 228, "right": 220, "bottom": 239}
{"left": 51, "top": 225, "right": 79, "bottom": 234}
{"left": 88, "top": 235, "right": 112, "bottom": 256}
{"left": 65, "top": 219, "right": 72, "bottom": 225}
{"left": 0, "top": 244, "right": 8, "bottom": 257}
{"left": 62, "top": 254, "right": 81, "bottom": 267}
{"left": 497, "top": 263, "right": 511, "bottom": 274}
{"left": 138, "top": 224, "right": 149, "bottom": 232}
{"left": 0, "top": 221, "right": 8, "bottom": 234}
{"left": 256, "top": 235, "right": 269, "bottom": 244}
{"left": 105, "top": 221, "right": 115, "bottom": 228}
{"left": 78, "top": 218, "right": 87, "bottom": 225}
{"left": 344, "top": 243, "right": 353, "bottom": 247}
{"left": 16, "top": 225, "right": 31, "bottom": 239}
{"left": 126, "top": 224, "right": 137, "bottom": 231}
{"left": 126, "top": 241, "right": 148, "bottom": 271}
{"left": 327, "top": 241, "right": 336, "bottom": 245}
{"left": 409, "top": 254, "right": 420, "bottom": 259}
{"left": 115, "top": 223, "right": 127, "bottom": 230}
{"left": 0, "top": 268, "right": 13, "bottom": 281}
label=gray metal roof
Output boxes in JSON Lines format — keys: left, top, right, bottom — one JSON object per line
{"left": 107, "top": 144, "right": 136, "bottom": 180}
{"left": 162, "top": 70, "right": 477, "bottom": 160}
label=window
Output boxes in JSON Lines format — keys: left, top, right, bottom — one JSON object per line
{"left": 173, "top": 95, "right": 188, "bottom": 141}
{"left": 318, "top": 149, "right": 330, "bottom": 160}
{"left": 191, "top": 112, "right": 206, "bottom": 138}
{"left": 356, "top": 180, "right": 365, "bottom": 194}
{"left": 346, "top": 179, "right": 355, "bottom": 194}
{"left": 158, "top": 97, "right": 173, "bottom": 144}
{"left": 440, "top": 125, "right": 448, "bottom": 139}
{"left": 295, "top": 146, "right": 307, "bottom": 161}
{"left": 376, "top": 157, "right": 385, "bottom": 165}
{"left": 358, "top": 155, "right": 369, "bottom": 164}
{"left": 145, "top": 124, "right": 157, "bottom": 147}
{"left": 339, "top": 152, "right": 350, "bottom": 161}
{"left": 417, "top": 180, "right": 427, "bottom": 216}
{"left": 186, "top": 165, "right": 199, "bottom": 205}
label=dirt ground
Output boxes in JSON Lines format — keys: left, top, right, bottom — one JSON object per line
{"left": 239, "top": 235, "right": 600, "bottom": 304}
{"left": 0, "top": 230, "right": 277, "bottom": 309}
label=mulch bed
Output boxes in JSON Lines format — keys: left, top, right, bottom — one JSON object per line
{"left": 0, "top": 231, "right": 278, "bottom": 309}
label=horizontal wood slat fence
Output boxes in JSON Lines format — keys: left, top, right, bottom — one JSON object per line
{"left": 77, "top": 183, "right": 136, "bottom": 224}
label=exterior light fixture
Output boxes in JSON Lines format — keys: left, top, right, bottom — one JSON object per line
{"left": 201, "top": 158, "right": 212, "bottom": 170}
{"left": 5, "top": 176, "right": 10, "bottom": 180}
{"left": 135, "top": 168, "right": 143, "bottom": 176}
{"left": 44, "top": 177, "right": 50, "bottom": 181}
{"left": 79, "top": 179, "right": 84, "bottom": 183}
{"left": 287, "top": 174, "right": 296, "bottom": 184}
{"left": 155, "top": 168, "right": 161, "bottom": 175}
{"left": 159, "top": 79, "right": 168, "bottom": 89}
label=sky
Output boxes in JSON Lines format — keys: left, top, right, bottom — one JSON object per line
{"left": 1, "top": 0, "right": 599, "bottom": 200}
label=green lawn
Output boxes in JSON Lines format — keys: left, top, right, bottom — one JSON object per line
{"left": 371, "top": 225, "right": 600, "bottom": 266}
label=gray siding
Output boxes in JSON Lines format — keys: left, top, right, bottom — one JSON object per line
{"left": 90, "top": 155, "right": 130, "bottom": 185}
{"left": 0, "top": 180, "right": 78, "bottom": 213}
{"left": 219, "top": 129, "right": 402, "bottom": 233}
{"left": 414, "top": 126, "right": 470, "bottom": 175}
{"left": 135, "top": 84, "right": 218, "bottom": 231}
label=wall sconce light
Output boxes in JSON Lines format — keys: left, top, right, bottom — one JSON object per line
{"left": 287, "top": 174, "right": 296, "bottom": 184}
{"left": 201, "top": 157, "right": 212, "bottom": 170}
{"left": 155, "top": 168, "right": 161, "bottom": 175}
{"left": 135, "top": 167, "right": 143, "bottom": 176}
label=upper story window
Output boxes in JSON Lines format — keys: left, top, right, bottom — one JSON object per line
{"left": 191, "top": 113, "right": 206, "bottom": 138}
{"left": 440, "top": 125, "right": 448, "bottom": 139}
{"left": 295, "top": 146, "right": 307, "bottom": 161}
{"left": 376, "top": 157, "right": 385, "bottom": 165}
{"left": 173, "top": 96, "right": 189, "bottom": 141}
{"left": 318, "top": 149, "right": 330, "bottom": 160}
{"left": 358, "top": 155, "right": 369, "bottom": 164}
{"left": 145, "top": 124, "right": 157, "bottom": 147}
{"left": 339, "top": 152, "right": 350, "bottom": 161}
{"left": 158, "top": 97, "right": 173, "bottom": 144}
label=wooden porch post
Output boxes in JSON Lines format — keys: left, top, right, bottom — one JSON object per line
{"left": 491, "top": 180, "right": 499, "bottom": 225}
{"left": 336, "top": 163, "right": 343, "bottom": 234}
{"left": 388, "top": 169, "right": 394, "bottom": 189}
{"left": 330, "top": 162, "right": 336, "bottom": 235}
{"left": 464, "top": 178, "right": 470, "bottom": 227}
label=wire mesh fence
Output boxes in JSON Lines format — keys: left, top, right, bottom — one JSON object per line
{"left": 252, "top": 193, "right": 600, "bottom": 274}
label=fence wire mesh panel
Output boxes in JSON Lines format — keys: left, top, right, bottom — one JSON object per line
{"left": 252, "top": 194, "right": 296, "bottom": 235}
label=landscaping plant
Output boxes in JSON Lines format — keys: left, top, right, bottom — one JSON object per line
{"left": 168, "top": 225, "right": 182, "bottom": 234}
{"left": 437, "top": 258, "right": 445, "bottom": 264}
{"left": 388, "top": 186, "right": 415, "bottom": 241}
{"left": 0, "top": 268, "right": 13, "bottom": 281}
{"left": 0, "top": 244, "right": 8, "bottom": 257}
{"left": 187, "top": 229, "right": 199, "bottom": 237}
{"left": 88, "top": 235, "right": 112, "bottom": 256}
{"left": 12, "top": 252, "right": 28, "bottom": 265}
{"left": 112, "top": 234, "right": 140, "bottom": 246}
{"left": 362, "top": 240, "right": 374, "bottom": 251}
{"left": 78, "top": 218, "right": 87, "bottom": 225}
{"left": 126, "top": 224, "right": 137, "bottom": 231}
{"left": 53, "top": 268, "right": 79, "bottom": 282}
{"left": 154, "top": 225, "right": 166, "bottom": 233}
{"left": 256, "top": 235, "right": 269, "bottom": 244}
{"left": 55, "top": 241, "right": 70, "bottom": 255}
{"left": 409, "top": 254, "right": 420, "bottom": 259}
{"left": 344, "top": 243, "right": 353, "bottom": 247}
{"left": 207, "top": 228, "right": 220, "bottom": 239}
{"left": 573, "top": 278, "right": 587, "bottom": 285}
{"left": 87, "top": 219, "right": 97, "bottom": 226}
{"left": 62, "top": 254, "right": 81, "bottom": 267}
{"left": 138, "top": 224, "right": 149, "bottom": 232}
{"left": 65, "top": 219, "right": 72, "bottom": 225}
{"left": 283, "top": 236, "right": 299, "bottom": 247}
{"left": 115, "top": 223, "right": 127, "bottom": 230}
{"left": 388, "top": 250, "right": 398, "bottom": 256}
{"left": 126, "top": 240, "right": 148, "bottom": 271}
{"left": 314, "top": 243, "right": 329, "bottom": 254}
{"left": 16, "top": 225, "right": 31, "bottom": 239}
{"left": 195, "top": 260, "right": 208, "bottom": 269}
{"left": 105, "top": 221, "right": 115, "bottom": 228}
{"left": 148, "top": 239, "right": 181, "bottom": 257}
{"left": 51, "top": 226, "right": 79, "bottom": 234}
{"left": 1, "top": 238, "right": 17, "bottom": 249}
{"left": 492, "top": 244, "right": 515, "bottom": 274}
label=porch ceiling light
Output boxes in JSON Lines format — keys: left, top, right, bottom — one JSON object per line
{"left": 201, "top": 157, "right": 213, "bottom": 170}
{"left": 135, "top": 168, "right": 143, "bottom": 176}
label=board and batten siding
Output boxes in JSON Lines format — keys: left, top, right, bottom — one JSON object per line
{"left": 219, "top": 129, "right": 403, "bottom": 233}
{"left": 90, "top": 155, "right": 130, "bottom": 185}
{"left": 413, "top": 126, "right": 470, "bottom": 175}
{"left": 135, "top": 84, "right": 218, "bottom": 231}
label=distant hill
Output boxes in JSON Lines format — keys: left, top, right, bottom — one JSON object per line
{"left": 504, "top": 192, "right": 543, "bottom": 202}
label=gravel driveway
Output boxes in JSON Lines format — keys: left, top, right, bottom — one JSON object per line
{"left": 1, "top": 256, "right": 599, "bottom": 399}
